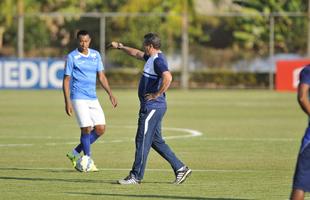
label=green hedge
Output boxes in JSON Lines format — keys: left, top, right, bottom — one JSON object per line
{"left": 188, "top": 71, "right": 270, "bottom": 88}
{"left": 104, "top": 70, "right": 271, "bottom": 89}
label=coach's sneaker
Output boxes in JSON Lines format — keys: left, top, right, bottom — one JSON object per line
{"left": 66, "top": 151, "right": 80, "bottom": 167}
{"left": 117, "top": 175, "right": 141, "bottom": 185}
{"left": 173, "top": 166, "right": 192, "bottom": 184}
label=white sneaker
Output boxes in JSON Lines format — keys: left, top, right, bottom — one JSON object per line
{"left": 117, "top": 175, "right": 141, "bottom": 185}
{"left": 173, "top": 166, "right": 192, "bottom": 184}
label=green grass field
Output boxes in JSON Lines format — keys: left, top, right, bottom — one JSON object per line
{"left": 0, "top": 89, "right": 306, "bottom": 200}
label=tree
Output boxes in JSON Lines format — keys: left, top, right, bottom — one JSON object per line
{"left": 232, "top": 0, "right": 308, "bottom": 56}
{"left": 105, "top": 0, "right": 204, "bottom": 68}
{"left": 0, "top": 0, "right": 15, "bottom": 49}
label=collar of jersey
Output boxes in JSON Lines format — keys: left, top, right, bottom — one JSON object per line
{"left": 149, "top": 50, "right": 162, "bottom": 58}
{"left": 76, "top": 48, "right": 90, "bottom": 57}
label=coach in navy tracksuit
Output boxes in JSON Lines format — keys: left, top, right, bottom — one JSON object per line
{"left": 110, "top": 33, "right": 191, "bottom": 185}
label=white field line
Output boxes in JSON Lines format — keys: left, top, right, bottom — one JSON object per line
{"left": 201, "top": 138, "right": 298, "bottom": 142}
{"left": 0, "top": 166, "right": 276, "bottom": 173}
{"left": 0, "top": 124, "right": 300, "bottom": 148}
{"left": 0, "top": 144, "right": 34, "bottom": 147}
{"left": 0, "top": 126, "right": 203, "bottom": 147}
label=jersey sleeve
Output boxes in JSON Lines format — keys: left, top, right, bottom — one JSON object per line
{"left": 300, "top": 67, "right": 310, "bottom": 85}
{"left": 154, "top": 57, "right": 169, "bottom": 76}
{"left": 64, "top": 55, "right": 74, "bottom": 76}
{"left": 97, "top": 52, "right": 104, "bottom": 71}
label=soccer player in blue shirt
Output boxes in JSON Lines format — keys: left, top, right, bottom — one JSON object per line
{"left": 63, "top": 30, "right": 117, "bottom": 171}
{"left": 291, "top": 65, "right": 310, "bottom": 200}
{"left": 110, "top": 33, "right": 191, "bottom": 184}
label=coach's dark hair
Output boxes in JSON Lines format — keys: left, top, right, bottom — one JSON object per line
{"left": 143, "top": 33, "right": 161, "bottom": 49}
{"left": 77, "top": 30, "right": 90, "bottom": 39}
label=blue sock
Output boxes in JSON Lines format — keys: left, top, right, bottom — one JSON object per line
{"left": 90, "top": 130, "right": 100, "bottom": 143}
{"left": 80, "top": 133, "right": 91, "bottom": 156}
{"left": 75, "top": 133, "right": 83, "bottom": 153}
{"left": 75, "top": 130, "right": 100, "bottom": 153}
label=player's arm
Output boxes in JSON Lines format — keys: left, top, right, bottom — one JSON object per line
{"left": 97, "top": 71, "right": 117, "bottom": 108}
{"left": 298, "top": 83, "right": 310, "bottom": 116}
{"left": 110, "top": 41, "right": 145, "bottom": 60}
{"left": 62, "top": 75, "right": 73, "bottom": 116}
{"left": 145, "top": 71, "right": 172, "bottom": 101}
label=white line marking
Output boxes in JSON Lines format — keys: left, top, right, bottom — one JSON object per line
{"left": 0, "top": 167, "right": 274, "bottom": 173}
{"left": 163, "top": 127, "right": 202, "bottom": 139}
{"left": 201, "top": 138, "right": 298, "bottom": 142}
{"left": 0, "top": 126, "right": 203, "bottom": 147}
{"left": 0, "top": 144, "right": 33, "bottom": 147}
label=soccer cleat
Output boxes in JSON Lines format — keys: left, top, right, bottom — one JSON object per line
{"left": 66, "top": 152, "right": 80, "bottom": 167}
{"left": 117, "top": 175, "right": 141, "bottom": 185}
{"left": 173, "top": 166, "right": 192, "bottom": 184}
{"left": 89, "top": 163, "right": 99, "bottom": 172}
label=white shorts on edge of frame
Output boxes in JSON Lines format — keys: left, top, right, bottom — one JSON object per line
{"left": 72, "top": 99, "right": 106, "bottom": 128}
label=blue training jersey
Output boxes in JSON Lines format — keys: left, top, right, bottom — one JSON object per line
{"left": 300, "top": 65, "right": 310, "bottom": 86}
{"left": 138, "top": 52, "right": 169, "bottom": 108}
{"left": 299, "top": 65, "right": 310, "bottom": 151}
{"left": 64, "top": 48, "right": 104, "bottom": 100}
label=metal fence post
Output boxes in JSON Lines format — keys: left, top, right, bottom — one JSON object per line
{"left": 181, "top": 0, "right": 189, "bottom": 89}
{"left": 100, "top": 14, "right": 106, "bottom": 66}
{"left": 307, "top": 0, "right": 310, "bottom": 58}
{"left": 269, "top": 14, "right": 275, "bottom": 90}
{"left": 17, "top": 0, "right": 24, "bottom": 58}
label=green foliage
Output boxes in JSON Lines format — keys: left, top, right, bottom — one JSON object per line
{"left": 0, "top": 0, "right": 309, "bottom": 70}
{"left": 0, "top": 0, "right": 15, "bottom": 51}
{"left": 104, "top": 68, "right": 140, "bottom": 87}
{"left": 103, "top": 70, "right": 270, "bottom": 89}
{"left": 24, "top": 18, "right": 50, "bottom": 51}
{"left": 0, "top": 0, "right": 15, "bottom": 27}
{"left": 232, "top": 0, "right": 308, "bottom": 55}
{"left": 189, "top": 71, "right": 269, "bottom": 88}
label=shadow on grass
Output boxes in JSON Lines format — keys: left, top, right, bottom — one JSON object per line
{"left": 0, "top": 176, "right": 115, "bottom": 184}
{"left": 0, "top": 175, "right": 176, "bottom": 185}
{"left": 0, "top": 167, "right": 179, "bottom": 185}
{"left": 66, "top": 192, "right": 253, "bottom": 200}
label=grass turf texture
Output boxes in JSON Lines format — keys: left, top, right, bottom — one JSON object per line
{"left": 0, "top": 89, "right": 305, "bottom": 199}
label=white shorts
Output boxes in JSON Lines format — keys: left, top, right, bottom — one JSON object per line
{"left": 72, "top": 99, "right": 106, "bottom": 128}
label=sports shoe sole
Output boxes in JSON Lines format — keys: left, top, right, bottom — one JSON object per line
{"left": 117, "top": 180, "right": 140, "bottom": 185}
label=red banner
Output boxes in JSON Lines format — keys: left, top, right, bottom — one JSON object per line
{"left": 276, "top": 60, "right": 310, "bottom": 91}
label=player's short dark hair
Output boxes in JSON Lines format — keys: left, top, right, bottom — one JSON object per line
{"left": 143, "top": 33, "right": 161, "bottom": 49}
{"left": 77, "top": 30, "right": 90, "bottom": 39}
